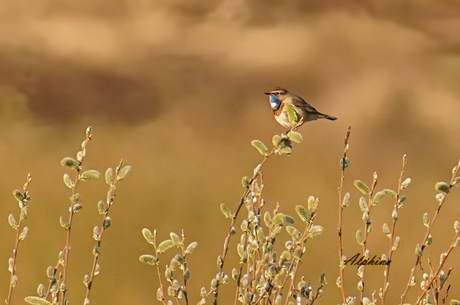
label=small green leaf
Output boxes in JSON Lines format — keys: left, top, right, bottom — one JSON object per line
{"left": 383, "top": 189, "right": 397, "bottom": 198}
{"left": 107, "top": 185, "right": 117, "bottom": 200}
{"left": 241, "top": 176, "right": 251, "bottom": 188}
{"left": 284, "top": 215, "right": 295, "bottom": 224}
{"left": 170, "top": 232, "right": 181, "bottom": 245}
{"left": 93, "top": 226, "right": 101, "bottom": 241}
{"left": 307, "top": 196, "right": 316, "bottom": 211}
{"left": 397, "top": 195, "right": 407, "bottom": 208}
{"left": 415, "top": 243, "right": 423, "bottom": 256}
{"left": 371, "top": 191, "right": 383, "bottom": 206}
{"left": 220, "top": 203, "right": 232, "bottom": 218}
{"left": 8, "top": 214, "right": 19, "bottom": 230}
{"left": 105, "top": 168, "right": 114, "bottom": 185}
{"left": 280, "top": 251, "right": 291, "bottom": 261}
{"left": 340, "top": 157, "right": 350, "bottom": 169}
{"left": 103, "top": 216, "right": 112, "bottom": 229}
{"left": 423, "top": 213, "right": 430, "bottom": 227}
{"left": 63, "top": 174, "right": 74, "bottom": 189}
{"left": 93, "top": 245, "right": 100, "bottom": 257}
{"left": 19, "top": 226, "right": 29, "bottom": 240}
{"left": 272, "top": 213, "right": 285, "bottom": 225}
{"left": 60, "top": 157, "right": 80, "bottom": 171}
{"left": 83, "top": 274, "right": 90, "bottom": 287}
{"left": 60, "top": 216, "right": 69, "bottom": 230}
{"left": 251, "top": 140, "right": 269, "bottom": 156}
{"left": 20, "top": 208, "right": 28, "bottom": 221}
{"left": 263, "top": 211, "right": 273, "bottom": 227}
{"left": 342, "top": 192, "right": 351, "bottom": 207}
{"left": 362, "top": 297, "right": 373, "bottom": 305}
{"left": 256, "top": 227, "right": 266, "bottom": 244}
{"left": 356, "top": 230, "right": 364, "bottom": 245}
{"left": 295, "top": 205, "right": 310, "bottom": 223}
{"left": 453, "top": 177, "right": 460, "bottom": 187}
{"left": 354, "top": 180, "right": 371, "bottom": 195}
{"left": 275, "top": 146, "right": 292, "bottom": 155}
{"left": 185, "top": 242, "right": 198, "bottom": 254}
{"left": 8, "top": 258, "right": 13, "bottom": 272}
{"left": 97, "top": 200, "right": 108, "bottom": 214}
{"left": 46, "top": 266, "right": 55, "bottom": 279}
{"left": 272, "top": 135, "right": 282, "bottom": 146}
{"left": 72, "top": 203, "right": 83, "bottom": 213}
{"left": 308, "top": 225, "right": 324, "bottom": 238}
{"left": 37, "top": 284, "right": 46, "bottom": 298}
{"left": 156, "top": 287, "right": 164, "bottom": 301}
{"left": 383, "top": 223, "right": 390, "bottom": 237}
{"left": 139, "top": 254, "right": 158, "bottom": 266}
{"left": 76, "top": 150, "right": 83, "bottom": 162}
{"left": 237, "top": 244, "right": 244, "bottom": 257}
{"left": 117, "top": 165, "right": 132, "bottom": 181}
{"left": 79, "top": 170, "right": 101, "bottom": 181}
{"left": 12, "top": 190, "right": 25, "bottom": 202}
{"left": 319, "top": 272, "right": 327, "bottom": 285}
{"left": 271, "top": 224, "right": 283, "bottom": 238}
{"left": 69, "top": 193, "right": 80, "bottom": 204}
{"left": 435, "top": 182, "right": 450, "bottom": 194}
{"left": 359, "top": 197, "right": 368, "bottom": 212}
{"left": 287, "top": 131, "right": 302, "bottom": 143}
{"left": 24, "top": 296, "right": 52, "bottom": 305}
{"left": 286, "top": 226, "right": 302, "bottom": 242}
{"left": 142, "top": 228, "right": 154, "bottom": 244}
{"left": 285, "top": 103, "right": 298, "bottom": 125}
{"left": 401, "top": 177, "right": 412, "bottom": 189}
{"left": 393, "top": 236, "right": 401, "bottom": 251}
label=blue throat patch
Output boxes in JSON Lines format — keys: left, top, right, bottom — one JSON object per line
{"left": 269, "top": 95, "right": 281, "bottom": 111}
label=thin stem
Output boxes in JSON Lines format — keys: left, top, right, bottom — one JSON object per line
{"left": 282, "top": 204, "right": 318, "bottom": 305}
{"left": 359, "top": 172, "right": 378, "bottom": 303}
{"left": 84, "top": 159, "right": 123, "bottom": 301}
{"left": 400, "top": 159, "right": 460, "bottom": 304}
{"left": 60, "top": 127, "right": 92, "bottom": 305}
{"left": 215, "top": 123, "right": 302, "bottom": 305}
{"left": 180, "top": 230, "right": 189, "bottom": 305}
{"left": 153, "top": 230, "right": 167, "bottom": 305}
{"left": 415, "top": 228, "right": 460, "bottom": 304}
{"left": 382, "top": 154, "right": 407, "bottom": 304}
{"left": 442, "top": 284, "right": 451, "bottom": 304}
{"left": 337, "top": 126, "right": 351, "bottom": 303}
{"left": 6, "top": 174, "right": 32, "bottom": 305}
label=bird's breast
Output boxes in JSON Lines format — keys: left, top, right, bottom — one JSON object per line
{"left": 273, "top": 102, "right": 285, "bottom": 116}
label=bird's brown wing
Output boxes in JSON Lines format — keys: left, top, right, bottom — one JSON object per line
{"left": 291, "top": 94, "right": 321, "bottom": 114}
{"left": 291, "top": 94, "right": 337, "bottom": 122}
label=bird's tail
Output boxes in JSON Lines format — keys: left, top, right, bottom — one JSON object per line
{"left": 319, "top": 113, "right": 337, "bottom": 121}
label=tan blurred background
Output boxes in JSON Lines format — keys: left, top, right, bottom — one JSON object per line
{"left": 1, "top": 0, "right": 460, "bottom": 304}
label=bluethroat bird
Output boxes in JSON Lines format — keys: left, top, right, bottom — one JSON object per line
{"left": 265, "top": 88, "right": 337, "bottom": 129}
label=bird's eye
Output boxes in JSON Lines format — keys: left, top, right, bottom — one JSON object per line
{"left": 275, "top": 92, "right": 279, "bottom": 95}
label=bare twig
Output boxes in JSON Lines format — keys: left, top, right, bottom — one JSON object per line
{"left": 84, "top": 159, "right": 126, "bottom": 302}
{"left": 382, "top": 154, "right": 407, "bottom": 304}
{"left": 6, "top": 173, "right": 32, "bottom": 305}
{"left": 415, "top": 229, "right": 460, "bottom": 304}
{"left": 400, "top": 159, "right": 460, "bottom": 304}
{"left": 214, "top": 122, "right": 302, "bottom": 305}
{"left": 60, "top": 126, "right": 93, "bottom": 305}
{"left": 337, "top": 126, "right": 351, "bottom": 303}
{"left": 359, "top": 172, "right": 378, "bottom": 303}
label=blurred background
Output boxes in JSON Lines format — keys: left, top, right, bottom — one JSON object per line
{"left": 1, "top": 0, "right": 460, "bottom": 304}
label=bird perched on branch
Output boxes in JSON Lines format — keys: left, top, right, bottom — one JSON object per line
{"left": 265, "top": 87, "right": 337, "bottom": 129}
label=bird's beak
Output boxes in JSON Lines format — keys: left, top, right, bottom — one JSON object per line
{"left": 264, "top": 92, "right": 271, "bottom": 95}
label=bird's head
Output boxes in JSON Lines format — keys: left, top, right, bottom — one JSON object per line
{"left": 264, "top": 88, "right": 289, "bottom": 110}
